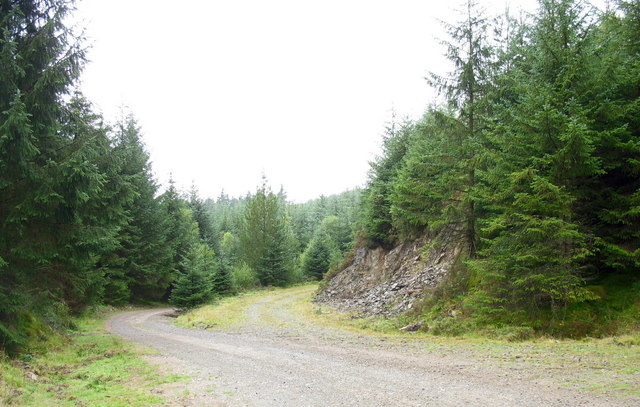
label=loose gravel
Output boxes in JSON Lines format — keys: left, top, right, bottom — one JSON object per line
{"left": 106, "top": 292, "right": 637, "bottom": 407}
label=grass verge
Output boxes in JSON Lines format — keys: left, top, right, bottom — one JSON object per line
{"left": 0, "top": 308, "right": 183, "bottom": 406}
{"left": 176, "top": 289, "right": 274, "bottom": 330}
{"left": 176, "top": 285, "right": 319, "bottom": 330}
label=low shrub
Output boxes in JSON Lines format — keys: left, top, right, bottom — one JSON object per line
{"left": 429, "top": 317, "right": 471, "bottom": 337}
{"left": 230, "top": 264, "right": 259, "bottom": 292}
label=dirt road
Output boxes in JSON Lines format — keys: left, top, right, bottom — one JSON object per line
{"left": 106, "top": 287, "right": 635, "bottom": 406}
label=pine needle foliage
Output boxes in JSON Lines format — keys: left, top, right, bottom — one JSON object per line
{"left": 239, "top": 179, "right": 295, "bottom": 287}
{"left": 360, "top": 0, "right": 640, "bottom": 332}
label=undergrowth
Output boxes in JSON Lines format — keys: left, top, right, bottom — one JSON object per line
{"left": 400, "top": 261, "right": 640, "bottom": 341}
{"left": 0, "top": 308, "right": 181, "bottom": 406}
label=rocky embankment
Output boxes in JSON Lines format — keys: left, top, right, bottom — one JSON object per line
{"left": 315, "top": 227, "right": 467, "bottom": 316}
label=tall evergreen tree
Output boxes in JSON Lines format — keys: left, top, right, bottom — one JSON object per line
{"left": 239, "top": 179, "right": 295, "bottom": 286}
{"left": 170, "top": 241, "right": 215, "bottom": 310}
{"left": 362, "top": 116, "right": 412, "bottom": 247}
{"left": 188, "top": 184, "right": 215, "bottom": 246}
{"left": 582, "top": 0, "right": 640, "bottom": 275}
{"left": 301, "top": 231, "right": 335, "bottom": 280}
{"left": 159, "top": 178, "right": 195, "bottom": 286}
{"left": 100, "top": 115, "right": 172, "bottom": 303}
{"left": 56, "top": 96, "right": 136, "bottom": 307}
{"left": 469, "top": 170, "right": 593, "bottom": 324}
{"left": 0, "top": 0, "right": 140, "bottom": 352}
{"left": 213, "top": 231, "right": 235, "bottom": 294}
{"left": 427, "top": 0, "right": 494, "bottom": 255}
{"left": 468, "top": 0, "right": 599, "bottom": 319}
{"left": 388, "top": 0, "right": 494, "bottom": 252}
{"left": 301, "top": 216, "right": 345, "bottom": 280}
{"left": 391, "top": 110, "right": 466, "bottom": 238}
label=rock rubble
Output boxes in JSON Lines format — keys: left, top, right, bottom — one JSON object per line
{"left": 315, "top": 227, "right": 467, "bottom": 317}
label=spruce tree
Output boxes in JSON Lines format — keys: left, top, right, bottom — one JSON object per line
{"left": 362, "top": 116, "right": 412, "bottom": 247}
{"left": 57, "top": 95, "right": 137, "bottom": 307}
{"left": 188, "top": 184, "right": 216, "bottom": 245}
{"left": 101, "top": 115, "right": 173, "bottom": 303}
{"left": 390, "top": 110, "right": 466, "bottom": 238}
{"left": 301, "top": 217, "right": 344, "bottom": 280}
{"left": 239, "top": 179, "right": 295, "bottom": 286}
{"left": 581, "top": 1, "right": 640, "bottom": 275}
{"left": 170, "top": 242, "right": 215, "bottom": 310}
{"left": 0, "top": 0, "right": 134, "bottom": 351}
{"left": 469, "top": 170, "right": 593, "bottom": 323}
{"left": 468, "top": 0, "right": 599, "bottom": 320}
{"left": 427, "top": 0, "right": 493, "bottom": 255}
{"left": 301, "top": 232, "right": 335, "bottom": 280}
{"left": 215, "top": 231, "right": 237, "bottom": 294}
{"left": 160, "top": 178, "right": 196, "bottom": 286}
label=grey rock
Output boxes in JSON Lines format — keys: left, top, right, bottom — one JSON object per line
{"left": 315, "top": 226, "right": 467, "bottom": 317}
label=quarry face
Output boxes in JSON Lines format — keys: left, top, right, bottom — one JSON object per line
{"left": 315, "top": 227, "right": 468, "bottom": 317}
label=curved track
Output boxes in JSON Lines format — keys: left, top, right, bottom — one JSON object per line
{"left": 107, "top": 290, "right": 632, "bottom": 407}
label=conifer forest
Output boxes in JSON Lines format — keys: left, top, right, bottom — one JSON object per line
{"left": 1, "top": 0, "right": 639, "bottom": 360}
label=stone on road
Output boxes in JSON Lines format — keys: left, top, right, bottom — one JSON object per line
{"left": 106, "top": 292, "right": 632, "bottom": 407}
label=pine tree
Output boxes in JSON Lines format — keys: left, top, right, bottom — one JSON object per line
{"left": 362, "top": 116, "right": 412, "bottom": 247}
{"left": 469, "top": 170, "right": 593, "bottom": 324}
{"left": 289, "top": 203, "right": 315, "bottom": 251}
{"left": 170, "top": 269, "right": 210, "bottom": 310}
{"left": 468, "top": 0, "right": 599, "bottom": 321}
{"left": 301, "top": 231, "right": 335, "bottom": 280}
{"left": 239, "top": 179, "right": 295, "bottom": 286}
{"left": 426, "top": 0, "right": 494, "bottom": 255}
{"left": 0, "top": 0, "right": 128, "bottom": 353}
{"left": 188, "top": 184, "right": 215, "bottom": 245}
{"left": 170, "top": 242, "right": 215, "bottom": 310}
{"left": 581, "top": 1, "right": 640, "bottom": 274}
{"left": 101, "top": 114, "right": 173, "bottom": 303}
{"left": 56, "top": 95, "right": 138, "bottom": 307}
{"left": 160, "top": 178, "right": 197, "bottom": 288}
{"left": 300, "top": 217, "right": 345, "bottom": 280}
{"left": 391, "top": 110, "right": 467, "bottom": 238}
{"left": 213, "top": 232, "right": 235, "bottom": 294}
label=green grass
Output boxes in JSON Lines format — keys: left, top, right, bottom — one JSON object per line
{"left": 179, "top": 283, "right": 400, "bottom": 334}
{"left": 176, "top": 289, "right": 269, "bottom": 330}
{"left": 0, "top": 309, "right": 184, "bottom": 406}
{"left": 176, "top": 285, "right": 316, "bottom": 330}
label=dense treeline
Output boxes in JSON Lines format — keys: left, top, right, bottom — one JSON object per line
{"left": 201, "top": 185, "right": 361, "bottom": 291}
{"left": 4, "top": 0, "right": 636, "bottom": 356}
{"left": 0, "top": 0, "right": 361, "bottom": 355}
{"left": 361, "top": 0, "right": 640, "bottom": 335}
{"left": 0, "top": 0, "right": 227, "bottom": 344}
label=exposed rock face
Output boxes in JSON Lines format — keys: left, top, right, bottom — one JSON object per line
{"left": 315, "top": 227, "right": 467, "bottom": 317}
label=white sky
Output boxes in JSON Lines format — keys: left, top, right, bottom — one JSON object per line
{"left": 73, "top": 0, "right": 545, "bottom": 202}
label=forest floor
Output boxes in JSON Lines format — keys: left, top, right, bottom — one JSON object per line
{"left": 106, "top": 284, "right": 640, "bottom": 407}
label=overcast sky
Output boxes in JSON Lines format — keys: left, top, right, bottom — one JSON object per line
{"left": 74, "top": 0, "right": 544, "bottom": 202}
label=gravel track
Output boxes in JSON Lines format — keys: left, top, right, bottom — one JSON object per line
{"left": 106, "top": 291, "right": 635, "bottom": 407}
